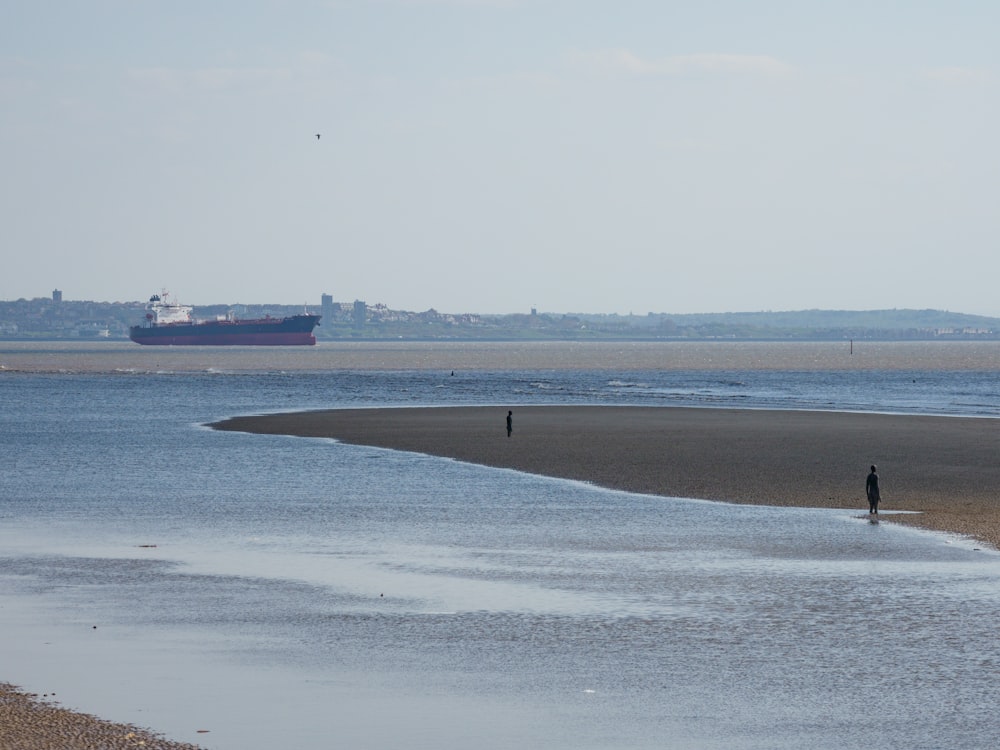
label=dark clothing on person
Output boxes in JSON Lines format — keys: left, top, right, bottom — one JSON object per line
{"left": 866, "top": 467, "right": 881, "bottom": 514}
{"left": 506, "top": 410, "right": 513, "bottom": 438}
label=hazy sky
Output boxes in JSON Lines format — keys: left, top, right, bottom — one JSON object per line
{"left": 3, "top": 1, "right": 998, "bottom": 315}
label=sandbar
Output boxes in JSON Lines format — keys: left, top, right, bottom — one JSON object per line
{"left": 211, "top": 405, "right": 1000, "bottom": 550}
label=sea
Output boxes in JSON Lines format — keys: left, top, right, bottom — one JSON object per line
{"left": 2, "top": 340, "right": 1000, "bottom": 750}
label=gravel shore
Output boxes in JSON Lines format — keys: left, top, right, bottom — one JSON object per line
{"left": 0, "top": 684, "right": 203, "bottom": 750}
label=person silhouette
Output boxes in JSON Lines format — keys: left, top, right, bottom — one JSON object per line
{"left": 866, "top": 465, "right": 881, "bottom": 514}
{"left": 506, "top": 410, "right": 513, "bottom": 438}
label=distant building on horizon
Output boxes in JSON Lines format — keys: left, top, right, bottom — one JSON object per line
{"left": 52, "top": 289, "right": 62, "bottom": 303}
{"left": 321, "top": 293, "right": 334, "bottom": 326}
{"left": 353, "top": 300, "right": 367, "bottom": 328}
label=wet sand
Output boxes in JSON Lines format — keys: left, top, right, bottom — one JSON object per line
{"left": 212, "top": 405, "right": 1000, "bottom": 549}
{"left": 0, "top": 683, "right": 203, "bottom": 750}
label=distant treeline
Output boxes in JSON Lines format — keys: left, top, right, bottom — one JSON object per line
{"left": 550, "top": 308, "right": 1000, "bottom": 340}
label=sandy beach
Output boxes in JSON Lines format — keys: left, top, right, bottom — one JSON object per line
{"left": 213, "top": 405, "right": 1000, "bottom": 550}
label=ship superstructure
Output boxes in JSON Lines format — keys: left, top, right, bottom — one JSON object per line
{"left": 129, "top": 292, "right": 320, "bottom": 346}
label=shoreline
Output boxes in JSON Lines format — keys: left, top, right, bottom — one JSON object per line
{"left": 212, "top": 405, "right": 1000, "bottom": 550}
{"left": 0, "top": 683, "right": 203, "bottom": 750}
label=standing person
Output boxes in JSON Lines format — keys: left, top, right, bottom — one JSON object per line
{"left": 866, "top": 465, "right": 881, "bottom": 514}
{"left": 506, "top": 410, "right": 513, "bottom": 438}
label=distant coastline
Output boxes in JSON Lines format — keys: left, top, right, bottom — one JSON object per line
{"left": 3, "top": 294, "right": 1000, "bottom": 342}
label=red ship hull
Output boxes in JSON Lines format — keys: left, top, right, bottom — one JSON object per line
{"left": 130, "top": 331, "right": 317, "bottom": 346}
{"left": 129, "top": 314, "right": 321, "bottom": 346}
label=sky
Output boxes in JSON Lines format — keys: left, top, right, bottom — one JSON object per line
{"left": 2, "top": 1, "right": 998, "bottom": 315}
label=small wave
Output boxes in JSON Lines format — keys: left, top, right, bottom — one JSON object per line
{"left": 606, "top": 380, "right": 650, "bottom": 389}
{"left": 530, "top": 382, "right": 566, "bottom": 391}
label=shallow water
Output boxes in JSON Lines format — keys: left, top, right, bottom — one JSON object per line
{"left": 2, "top": 343, "right": 1000, "bottom": 749}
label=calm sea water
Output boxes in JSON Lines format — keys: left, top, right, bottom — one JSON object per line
{"left": 2, "top": 341, "right": 1000, "bottom": 749}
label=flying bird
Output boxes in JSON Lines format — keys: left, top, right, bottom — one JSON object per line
{"left": 315, "top": 133, "right": 321, "bottom": 140}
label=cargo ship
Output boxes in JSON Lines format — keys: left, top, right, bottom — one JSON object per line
{"left": 129, "top": 292, "right": 321, "bottom": 346}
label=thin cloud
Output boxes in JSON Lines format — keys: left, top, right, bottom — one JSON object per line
{"left": 127, "top": 65, "right": 292, "bottom": 94}
{"left": 297, "top": 50, "right": 336, "bottom": 69}
{"left": 570, "top": 49, "right": 795, "bottom": 78}
{"left": 393, "top": 0, "right": 525, "bottom": 5}
{"left": 333, "top": 0, "right": 524, "bottom": 6}
{"left": 924, "top": 66, "right": 993, "bottom": 85}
